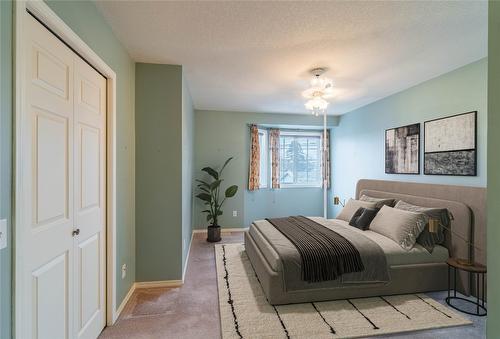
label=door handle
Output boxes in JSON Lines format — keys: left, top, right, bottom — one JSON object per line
{"left": 72, "top": 228, "right": 80, "bottom": 237}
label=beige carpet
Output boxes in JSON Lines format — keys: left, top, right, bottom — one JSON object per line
{"left": 215, "top": 243, "right": 472, "bottom": 339}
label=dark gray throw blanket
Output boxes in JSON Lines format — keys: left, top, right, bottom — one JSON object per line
{"left": 266, "top": 216, "right": 365, "bottom": 283}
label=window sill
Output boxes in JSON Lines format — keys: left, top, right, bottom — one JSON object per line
{"left": 279, "top": 184, "right": 323, "bottom": 189}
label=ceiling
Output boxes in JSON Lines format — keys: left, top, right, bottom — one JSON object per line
{"left": 95, "top": 1, "right": 487, "bottom": 115}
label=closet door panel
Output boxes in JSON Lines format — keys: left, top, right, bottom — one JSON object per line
{"left": 22, "top": 13, "right": 75, "bottom": 339}
{"left": 73, "top": 57, "right": 107, "bottom": 339}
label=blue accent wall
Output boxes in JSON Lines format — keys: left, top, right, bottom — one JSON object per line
{"left": 329, "top": 58, "right": 487, "bottom": 217}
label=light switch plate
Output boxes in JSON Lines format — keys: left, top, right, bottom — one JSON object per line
{"left": 232, "top": 210, "right": 238, "bottom": 217}
{"left": 0, "top": 219, "right": 7, "bottom": 250}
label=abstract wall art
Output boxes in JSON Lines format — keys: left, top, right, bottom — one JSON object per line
{"left": 385, "top": 123, "right": 420, "bottom": 174}
{"left": 424, "top": 111, "right": 477, "bottom": 176}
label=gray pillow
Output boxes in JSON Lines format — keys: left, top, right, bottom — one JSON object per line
{"left": 369, "top": 205, "right": 427, "bottom": 250}
{"left": 349, "top": 207, "right": 379, "bottom": 230}
{"left": 336, "top": 199, "right": 378, "bottom": 222}
{"left": 359, "top": 195, "right": 396, "bottom": 208}
{"left": 394, "top": 200, "right": 452, "bottom": 253}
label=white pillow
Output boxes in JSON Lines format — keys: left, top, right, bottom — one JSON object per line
{"left": 336, "top": 199, "right": 378, "bottom": 222}
{"left": 369, "top": 205, "right": 427, "bottom": 250}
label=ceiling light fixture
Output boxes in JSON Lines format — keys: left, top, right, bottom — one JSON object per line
{"left": 302, "top": 68, "right": 334, "bottom": 116}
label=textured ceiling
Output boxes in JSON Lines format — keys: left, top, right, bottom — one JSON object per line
{"left": 95, "top": 1, "right": 487, "bottom": 115}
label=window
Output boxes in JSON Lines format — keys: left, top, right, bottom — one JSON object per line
{"left": 258, "top": 129, "right": 268, "bottom": 188}
{"left": 279, "top": 131, "right": 323, "bottom": 187}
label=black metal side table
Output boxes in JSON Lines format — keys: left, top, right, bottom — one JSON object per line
{"left": 446, "top": 257, "right": 487, "bottom": 316}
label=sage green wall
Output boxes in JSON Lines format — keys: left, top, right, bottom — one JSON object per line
{"left": 182, "top": 77, "right": 194, "bottom": 270}
{"left": 0, "top": 2, "right": 13, "bottom": 338}
{"left": 330, "top": 58, "right": 488, "bottom": 217}
{"left": 136, "top": 63, "right": 193, "bottom": 281}
{"left": 487, "top": 2, "right": 500, "bottom": 337}
{"left": 194, "top": 110, "right": 339, "bottom": 229}
{"left": 46, "top": 0, "right": 136, "bottom": 307}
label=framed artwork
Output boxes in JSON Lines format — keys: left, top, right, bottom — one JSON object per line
{"left": 424, "top": 111, "right": 477, "bottom": 176}
{"left": 385, "top": 123, "right": 420, "bottom": 174}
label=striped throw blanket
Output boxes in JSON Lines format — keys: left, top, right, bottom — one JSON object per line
{"left": 266, "top": 216, "right": 365, "bottom": 283}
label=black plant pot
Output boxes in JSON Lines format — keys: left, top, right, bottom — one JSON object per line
{"left": 207, "top": 225, "right": 221, "bottom": 243}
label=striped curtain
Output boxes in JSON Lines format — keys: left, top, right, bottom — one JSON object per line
{"left": 269, "top": 128, "right": 281, "bottom": 189}
{"left": 323, "top": 130, "right": 331, "bottom": 188}
{"left": 248, "top": 125, "right": 260, "bottom": 191}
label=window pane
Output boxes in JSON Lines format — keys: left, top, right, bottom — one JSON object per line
{"left": 280, "top": 136, "right": 294, "bottom": 184}
{"left": 279, "top": 133, "right": 322, "bottom": 187}
{"left": 294, "top": 137, "right": 308, "bottom": 184}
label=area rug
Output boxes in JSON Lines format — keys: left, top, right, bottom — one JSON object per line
{"left": 215, "top": 243, "right": 472, "bottom": 339}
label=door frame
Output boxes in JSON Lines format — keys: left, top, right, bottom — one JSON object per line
{"left": 13, "top": 0, "right": 119, "bottom": 334}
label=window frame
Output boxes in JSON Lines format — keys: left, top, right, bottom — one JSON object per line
{"left": 277, "top": 130, "right": 324, "bottom": 189}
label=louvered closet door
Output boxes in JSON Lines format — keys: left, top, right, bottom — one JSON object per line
{"left": 21, "top": 13, "right": 107, "bottom": 339}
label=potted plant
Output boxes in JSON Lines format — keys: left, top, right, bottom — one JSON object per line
{"left": 196, "top": 157, "right": 238, "bottom": 242}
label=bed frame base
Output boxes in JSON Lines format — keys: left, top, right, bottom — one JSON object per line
{"left": 245, "top": 231, "right": 448, "bottom": 305}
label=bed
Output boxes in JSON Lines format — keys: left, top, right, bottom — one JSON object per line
{"left": 244, "top": 180, "right": 476, "bottom": 305}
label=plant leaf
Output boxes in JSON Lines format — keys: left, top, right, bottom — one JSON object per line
{"left": 217, "top": 210, "right": 223, "bottom": 216}
{"left": 198, "top": 187, "right": 210, "bottom": 193}
{"left": 201, "top": 209, "right": 210, "bottom": 213}
{"left": 206, "top": 214, "right": 213, "bottom": 222}
{"left": 219, "top": 157, "right": 233, "bottom": 174}
{"left": 196, "top": 193, "right": 212, "bottom": 202}
{"left": 202, "top": 167, "right": 219, "bottom": 180}
{"left": 225, "top": 185, "right": 238, "bottom": 198}
{"left": 196, "top": 179, "right": 210, "bottom": 188}
{"left": 210, "top": 179, "right": 221, "bottom": 190}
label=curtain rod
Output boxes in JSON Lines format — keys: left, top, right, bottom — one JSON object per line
{"left": 246, "top": 124, "right": 330, "bottom": 132}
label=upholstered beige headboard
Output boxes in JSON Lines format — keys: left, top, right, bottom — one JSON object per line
{"left": 355, "top": 179, "right": 486, "bottom": 295}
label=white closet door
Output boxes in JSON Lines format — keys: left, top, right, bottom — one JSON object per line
{"left": 20, "top": 13, "right": 107, "bottom": 339}
{"left": 73, "top": 57, "right": 107, "bottom": 339}
{"left": 22, "top": 13, "right": 75, "bottom": 339}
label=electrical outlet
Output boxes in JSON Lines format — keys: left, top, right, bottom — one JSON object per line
{"left": 232, "top": 210, "right": 237, "bottom": 217}
{"left": 0, "top": 219, "right": 6, "bottom": 250}
{"left": 121, "top": 264, "right": 127, "bottom": 279}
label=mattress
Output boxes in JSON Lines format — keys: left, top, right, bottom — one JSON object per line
{"left": 248, "top": 218, "right": 449, "bottom": 273}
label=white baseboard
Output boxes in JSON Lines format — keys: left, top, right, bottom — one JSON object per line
{"left": 114, "top": 278, "right": 183, "bottom": 320}
{"left": 115, "top": 283, "right": 136, "bottom": 322}
{"left": 134, "top": 280, "right": 183, "bottom": 289}
{"left": 222, "top": 227, "right": 248, "bottom": 232}
{"left": 192, "top": 227, "right": 248, "bottom": 233}
{"left": 130, "top": 230, "right": 193, "bottom": 297}
{"left": 113, "top": 231, "right": 195, "bottom": 322}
